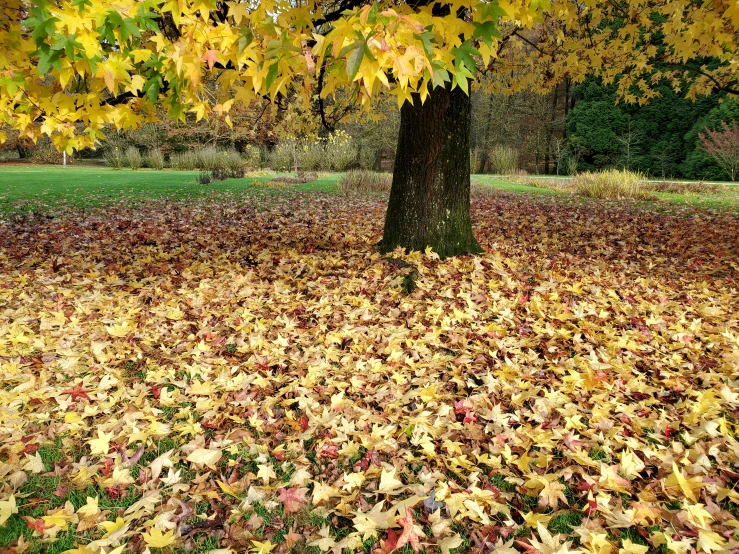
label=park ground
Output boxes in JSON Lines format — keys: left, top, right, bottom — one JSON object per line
{"left": 0, "top": 166, "right": 738, "bottom": 554}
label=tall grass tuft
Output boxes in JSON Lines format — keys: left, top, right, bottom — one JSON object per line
{"left": 574, "top": 169, "right": 654, "bottom": 200}
{"left": 104, "top": 147, "right": 125, "bottom": 169}
{"left": 338, "top": 170, "right": 393, "bottom": 193}
{"left": 490, "top": 145, "right": 519, "bottom": 175}
{"left": 169, "top": 148, "right": 244, "bottom": 171}
{"left": 124, "top": 146, "right": 143, "bottom": 170}
{"left": 144, "top": 149, "right": 165, "bottom": 170}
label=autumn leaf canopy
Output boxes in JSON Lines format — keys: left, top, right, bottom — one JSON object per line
{"left": 1, "top": 0, "right": 738, "bottom": 152}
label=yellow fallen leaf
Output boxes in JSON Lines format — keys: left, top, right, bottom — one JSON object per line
{"left": 88, "top": 430, "right": 114, "bottom": 456}
{"left": 619, "top": 539, "right": 649, "bottom": 554}
{"left": 41, "top": 510, "right": 72, "bottom": 530}
{"left": 76, "top": 496, "right": 99, "bottom": 518}
{"left": 439, "top": 535, "right": 464, "bottom": 554}
{"left": 250, "top": 540, "right": 275, "bottom": 554}
{"left": 378, "top": 468, "right": 404, "bottom": 495}
{"left": 0, "top": 495, "right": 17, "bottom": 526}
{"left": 186, "top": 448, "right": 222, "bottom": 469}
{"left": 99, "top": 517, "right": 126, "bottom": 537}
{"left": 256, "top": 463, "right": 277, "bottom": 484}
{"left": 142, "top": 527, "right": 176, "bottom": 548}
{"left": 217, "top": 479, "right": 240, "bottom": 498}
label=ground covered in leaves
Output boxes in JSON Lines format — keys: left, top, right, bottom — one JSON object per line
{"left": 1, "top": 189, "right": 738, "bottom": 554}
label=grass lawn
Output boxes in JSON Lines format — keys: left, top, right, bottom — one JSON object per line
{"left": 1, "top": 167, "right": 738, "bottom": 553}
{"left": 0, "top": 167, "right": 344, "bottom": 213}
{"left": 4, "top": 167, "right": 737, "bottom": 216}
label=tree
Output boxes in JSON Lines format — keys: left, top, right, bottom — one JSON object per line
{"left": 683, "top": 99, "right": 739, "bottom": 180}
{"left": 699, "top": 121, "right": 739, "bottom": 181}
{"left": 2, "top": 1, "right": 739, "bottom": 256}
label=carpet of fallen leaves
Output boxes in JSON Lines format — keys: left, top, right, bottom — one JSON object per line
{"left": 1, "top": 189, "right": 739, "bottom": 554}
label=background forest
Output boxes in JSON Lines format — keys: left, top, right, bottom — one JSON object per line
{"left": 3, "top": 78, "right": 738, "bottom": 181}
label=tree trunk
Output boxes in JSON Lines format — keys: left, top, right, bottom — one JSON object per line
{"left": 544, "top": 85, "right": 560, "bottom": 175}
{"left": 380, "top": 83, "right": 482, "bottom": 258}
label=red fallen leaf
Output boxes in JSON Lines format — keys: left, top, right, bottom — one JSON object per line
{"left": 664, "top": 426, "right": 677, "bottom": 438}
{"left": 319, "top": 444, "right": 340, "bottom": 459}
{"left": 379, "top": 529, "right": 399, "bottom": 553}
{"left": 619, "top": 414, "right": 632, "bottom": 424}
{"left": 395, "top": 507, "right": 422, "bottom": 552}
{"left": 106, "top": 485, "right": 125, "bottom": 499}
{"left": 584, "top": 497, "right": 598, "bottom": 516}
{"left": 61, "top": 383, "right": 92, "bottom": 402}
{"left": 121, "top": 444, "right": 145, "bottom": 466}
{"left": 24, "top": 516, "right": 46, "bottom": 534}
{"left": 576, "top": 480, "right": 597, "bottom": 492}
{"left": 150, "top": 385, "right": 162, "bottom": 399}
{"left": 277, "top": 486, "right": 309, "bottom": 514}
{"left": 454, "top": 400, "right": 468, "bottom": 415}
{"left": 516, "top": 537, "right": 540, "bottom": 554}
{"left": 273, "top": 449, "right": 286, "bottom": 461}
{"left": 21, "top": 443, "right": 39, "bottom": 455}
{"left": 53, "top": 484, "right": 68, "bottom": 497}
{"left": 100, "top": 457, "right": 115, "bottom": 476}
{"left": 463, "top": 410, "right": 477, "bottom": 424}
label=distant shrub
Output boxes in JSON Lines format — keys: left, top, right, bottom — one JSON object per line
{"left": 359, "top": 147, "right": 377, "bottom": 170}
{"left": 169, "top": 147, "right": 244, "bottom": 171}
{"left": 647, "top": 181, "right": 724, "bottom": 194}
{"left": 104, "top": 147, "right": 125, "bottom": 169}
{"left": 196, "top": 146, "right": 220, "bottom": 170}
{"left": 144, "top": 149, "right": 165, "bottom": 170}
{"left": 267, "top": 132, "right": 358, "bottom": 172}
{"left": 698, "top": 121, "right": 739, "bottom": 181}
{"left": 251, "top": 178, "right": 300, "bottom": 189}
{"left": 490, "top": 145, "right": 519, "bottom": 175}
{"left": 298, "top": 142, "right": 324, "bottom": 171}
{"left": 574, "top": 169, "right": 654, "bottom": 200}
{"left": 324, "top": 131, "right": 358, "bottom": 170}
{"left": 124, "top": 146, "right": 142, "bottom": 170}
{"left": 267, "top": 141, "right": 298, "bottom": 171}
{"left": 241, "top": 145, "right": 261, "bottom": 168}
{"left": 338, "top": 170, "right": 392, "bottom": 193}
{"left": 211, "top": 166, "right": 246, "bottom": 180}
{"left": 197, "top": 171, "right": 212, "bottom": 184}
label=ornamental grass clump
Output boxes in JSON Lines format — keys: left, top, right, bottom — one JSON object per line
{"left": 574, "top": 169, "right": 654, "bottom": 200}
{"left": 338, "top": 169, "right": 393, "bottom": 193}
{"left": 103, "top": 146, "right": 124, "bottom": 169}
{"left": 124, "top": 146, "right": 143, "bottom": 170}
{"left": 144, "top": 149, "right": 165, "bottom": 170}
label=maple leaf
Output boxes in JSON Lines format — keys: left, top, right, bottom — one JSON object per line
{"left": 395, "top": 507, "right": 423, "bottom": 552}
{"left": 251, "top": 539, "right": 276, "bottom": 554}
{"left": 353, "top": 501, "right": 395, "bottom": 539}
{"left": 23, "top": 516, "right": 46, "bottom": 535}
{"left": 61, "top": 383, "right": 93, "bottom": 402}
{"left": 202, "top": 49, "right": 222, "bottom": 70}
{"left": 277, "top": 487, "right": 309, "bottom": 514}
{"left": 378, "top": 468, "right": 404, "bottom": 495}
{"left": 186, "top": 448, "right": 222, "bottom": 469}
{"left": 87, "top": 429, "right": 114, "bottom": 457}
{"left": 142, "top": 527, "right": 176, "bottom": 548}
{"left": 618, "top": 540, "right": 648, "bottom": 554}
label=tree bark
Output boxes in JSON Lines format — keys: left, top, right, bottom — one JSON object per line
{"left": 544, "top": 85, "right": 560, "bottom": 175}
{"left": 380, "top": 83, "right": 482, "bottom": 258}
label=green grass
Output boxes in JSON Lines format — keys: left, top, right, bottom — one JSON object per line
{"left": 2, "top": 166, "right": 737, "bottom": 215}
{"left": 473, "top": 175, "right": 562, "bottom": 195}
{"left": 475, "top": 173, "right": 739, "bottom": 210}
{"left": 0, "top": 167, "right": 338, "bottom": 214}
{"left": 652, "top": 189, "right": 739, "bottom": 210}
